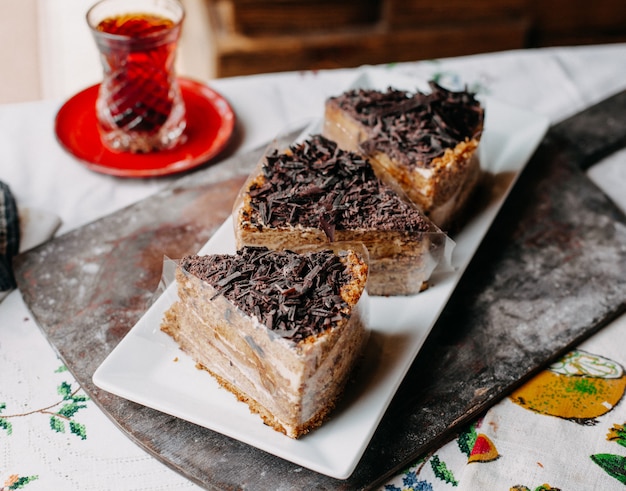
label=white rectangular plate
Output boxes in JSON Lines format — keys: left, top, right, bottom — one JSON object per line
{"left": 93, "top": 69, "right": 550, "bottom": 479}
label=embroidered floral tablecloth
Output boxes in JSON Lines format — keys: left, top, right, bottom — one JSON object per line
{"left": 2, "top": 43, "right": 626, "bottom": 490}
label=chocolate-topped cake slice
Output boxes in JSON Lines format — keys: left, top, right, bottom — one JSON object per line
{"left": 160, "top": 246, "right": 369, "bottom": 438}
{"left": 233, "top": 134, "right": 452, "bottom": 296}
{"left": 323, "top": 81, "right": 484, "bottom": 230}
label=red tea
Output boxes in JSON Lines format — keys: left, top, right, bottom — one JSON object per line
{"left": 96, "top": 13, "right": 179, "bottom": 134}
{"left": 88, "top": 1, "right": 186, "bottom": 153}
{"left": 96, "top": 13, "right": 174, "bottom": 37}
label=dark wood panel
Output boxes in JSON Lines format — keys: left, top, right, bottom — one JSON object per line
{"left": 227, "top": 0, "right": 382, "bottom": 35}
{"left": 210, "top": 19, "right": 528, "bottom": 77}
{"left": 206, "top": 0, "right": 624, "bottom": 78}
{"left": 386, "top": 0, "right": 528, "bottom": 27}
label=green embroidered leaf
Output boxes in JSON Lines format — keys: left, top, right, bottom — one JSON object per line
{"left": 8, "top": 475, "right": 39, "bottom": 489}
{"left": 457, "top": 423, "right": 478, "bottom": 457}
{"left": 55, "top": 365, "right": 68, "bottom": 373}
{"left": 591, "top": 453, "right": 626, "bottom": 484}
{"left": 57, "top": 402, "right": 86, "bottom": 419}
{"left": 608, "top": 423, "right": 626, "bottom": 448}
{"left": 50, "top": 415, "right": 65, "bottom": 434}
{"left": 430, "top": 455, "right": 458, "bottom": 485}
{"left": 57, "top": 381, "right": 73, "bottom": 400}
{"left": 0, "top": 402, "right": 6, "bottom": 412}
{"left": 0, "top": 417, "right": 13, "bottom": 435}
{"left": 71, "top": 394, "right": 89, "bottom": 403}
{"left": 69, "top": 421, "right": 87, "bottom": 440}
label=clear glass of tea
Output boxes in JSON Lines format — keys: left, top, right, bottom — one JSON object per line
{"left": 87, "top": 0, "right": 186, "bottom": 154}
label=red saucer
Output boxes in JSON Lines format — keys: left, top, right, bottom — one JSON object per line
{"left": 55, "top": 78, "right": 235, "bottom": 178}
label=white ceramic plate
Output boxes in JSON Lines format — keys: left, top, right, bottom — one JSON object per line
{"left": 93, "top": 70, "right": 550, "bottom": 479}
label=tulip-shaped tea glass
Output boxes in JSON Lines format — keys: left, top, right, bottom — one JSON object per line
{"left": 87, "top": 0, "right": 186, "bottom": 153}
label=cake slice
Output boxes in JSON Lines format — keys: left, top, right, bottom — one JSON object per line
{"left": 160, "top": 246, "right": 369, "bottom": 438}
{"left": 233, "top": 134, "right": 451, "bottom": 296}
{"left": 323, "top": 81, "right": 484, "bottom": 230}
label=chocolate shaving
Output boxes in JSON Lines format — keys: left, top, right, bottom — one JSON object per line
{"left": 247, "top": 134, "right": 430, "bottom": 235}
{"left": 328, "top": 81, "right": 484, "bottom": 167}
{"left": 180, "top": 247, "right": 355, "bottom": 341}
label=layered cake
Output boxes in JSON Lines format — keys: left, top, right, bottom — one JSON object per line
{"left": 233, "top": 134, "right": 451, "bottom": 296}
{"left": 323, "top": 81, "right": 485, "bottom": 230}
{"left": 160, "top": 246, "right": 369, "bottom": 438}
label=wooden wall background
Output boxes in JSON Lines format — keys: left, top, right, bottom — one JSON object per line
{"left": 204, "top": 0, "right": 626, "bottom": 78}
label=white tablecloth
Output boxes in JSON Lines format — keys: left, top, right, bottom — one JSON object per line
{"left": 2, "top": 43, "right": 626, "bottom": 490}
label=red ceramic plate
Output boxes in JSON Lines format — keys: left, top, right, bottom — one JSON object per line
{"left": 54, "top": 78, "right": 235, "bottom": 178}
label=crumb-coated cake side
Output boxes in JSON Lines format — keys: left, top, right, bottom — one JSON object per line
{"left": 233, "top": 134, "right": 451, "bottom": 296}
{"left": 323, "top": 81, "right": 484, "bottom": 230}
{"left": 160, "top": 246, "right": 369, "bottom": 439}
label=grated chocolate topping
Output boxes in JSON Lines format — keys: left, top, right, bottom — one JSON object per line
{"left": 329, "top": 81, "right": 484, "bottom": 167}
{"left": 180, "top": 246, "right": 354, "bottom": 341}
{"left": 246, "top": 134, "right": 430, "bottom": 240}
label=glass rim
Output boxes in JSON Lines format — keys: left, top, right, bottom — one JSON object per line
{"left": 86, "top": 0, "right": 185, "bottom": 40}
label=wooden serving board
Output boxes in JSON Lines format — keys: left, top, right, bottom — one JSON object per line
{"left": 14, "top": 90, "right": 626, "bottom": 490}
